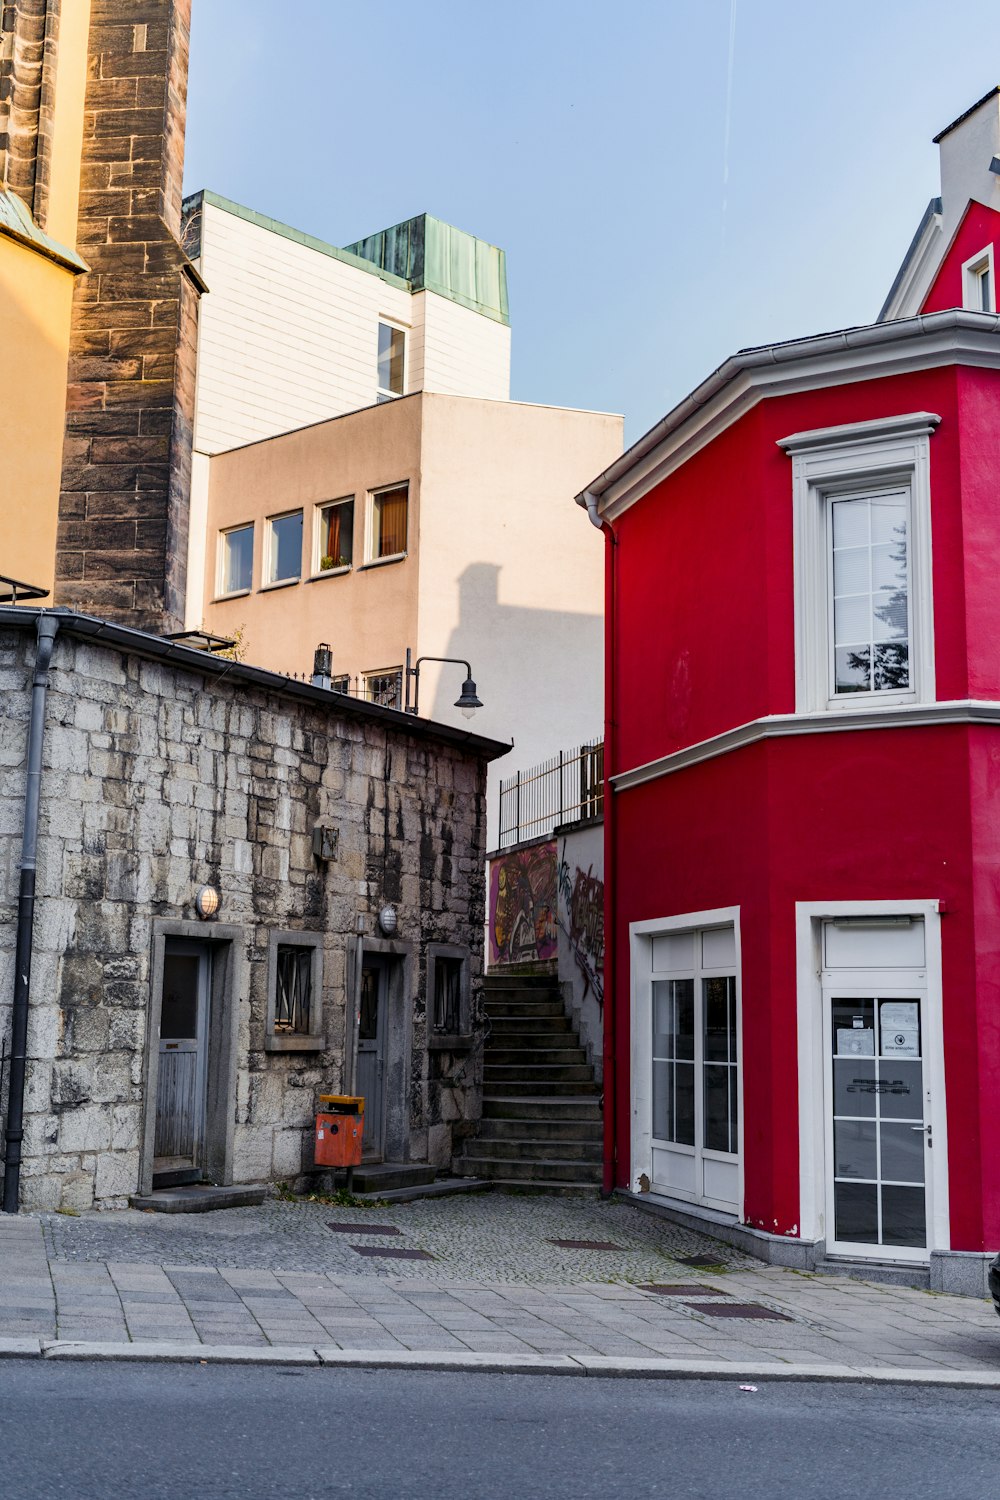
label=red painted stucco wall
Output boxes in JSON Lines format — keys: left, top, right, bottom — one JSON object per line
{"left": 607, "top": 360, "right": 1000, "bottom": 1251}
{"left": 921, "top": 201, "right": 1000, "bottom": 315}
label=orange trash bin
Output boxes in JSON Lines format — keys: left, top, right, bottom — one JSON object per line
{"left": 314, "top": 1094, "right": 365, "bottom": 1168}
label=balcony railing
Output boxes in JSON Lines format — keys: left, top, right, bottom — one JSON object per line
{"left": 498, "top": 740, "right": 604, "bottom": 848}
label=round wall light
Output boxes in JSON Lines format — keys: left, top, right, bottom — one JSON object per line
{"left": 195, "top": 885, "right": 220, "bottom": 920}
{"left": 378, "top": 904, "right": 398, "bottom": 937}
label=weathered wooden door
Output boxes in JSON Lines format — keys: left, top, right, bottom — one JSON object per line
{"left": 153, "top": 941, "right": 210, "bottom": 1186}
{"left": 356, "top": 957, "right": 387, "bottom": 1159}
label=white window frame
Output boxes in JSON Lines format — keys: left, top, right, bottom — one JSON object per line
{"left": 217, "top": 522, "right": 254, "bottom": 598}
{"left": 961, "top": 245, "right": 995, "bottom": 313}
{"left": 376, "top": 319, "right": 408, "bottom": 402}
{"left": 795, "top": 899, "right": 949, "bottom": 1258}
{"left": 365, "top": 482, "right": 409, "bottom": 566}
{"left": 630, "top": 906, "right": 743, "bottom": 1219}
{"left": 263, "top": 508, "right": 304, "bottom": 588}
{"left": 779, "top": 413, "right": 939, "bottom": 714}
{"left": 312, "top": 496, "right": 354, "bottom": 577}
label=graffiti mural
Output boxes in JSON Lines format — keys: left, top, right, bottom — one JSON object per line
{"left": 489, "top": 842, "right": 558, "bottom": 966}
{"left": 558, "top": 843, "right": 605, "bottom": 1013}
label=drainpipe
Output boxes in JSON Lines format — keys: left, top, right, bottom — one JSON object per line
{"left": 2, "top": 614, "right": 59, "bottom": 1214}
{"left": 583, "top": 492, "right": 618, "bottom": 1198}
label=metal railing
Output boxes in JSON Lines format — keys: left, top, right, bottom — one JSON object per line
{"left": 498, "top": 740, "right": 604, "bottom": 848}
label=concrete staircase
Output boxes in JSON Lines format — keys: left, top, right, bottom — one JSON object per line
{"left": 455, "top": 975, "right": 603, "bottom": 1190}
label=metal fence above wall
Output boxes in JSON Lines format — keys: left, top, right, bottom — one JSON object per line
{"left": 498, "top": 741, "right": 604, "bottom": 848}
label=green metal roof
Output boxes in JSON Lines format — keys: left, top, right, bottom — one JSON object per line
{"left": 0, "top": 189, "right": 88, "bottom": 273}
{"left": 182, "top": 193, "right": 508, "bottom": 325}
{"left": 344, "top": 214, "right": 509, "bottom": 325}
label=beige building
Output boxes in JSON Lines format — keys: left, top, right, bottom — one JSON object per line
{"left": 200, "top": 392, "right": 622, "bottom": 825}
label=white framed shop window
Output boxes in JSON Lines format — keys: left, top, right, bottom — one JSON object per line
{"left": 630, "top": 907, "right": 743, "bottom": 1217}
{"left": 778, "top": 413, "right": 939, "bottom": 714}
{"left": 795, "top": 899, "right": 949, "bottom": 1262}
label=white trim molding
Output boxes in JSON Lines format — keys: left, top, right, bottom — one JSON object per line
{"left": 794, "top": 899, "right": 949, "bottom": 1259}
{"left": 611, "top": 699, "right": 1000, "bottom": 793}
{"left": 778, "top": 411, "right": 939, "bottom": 714}
{"left": 575, "top": 310, "right": 1000, "bottom": 523}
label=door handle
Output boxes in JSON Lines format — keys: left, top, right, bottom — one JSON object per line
{"left": 910, "top": 1125, "right": 931, "bottom": 1132}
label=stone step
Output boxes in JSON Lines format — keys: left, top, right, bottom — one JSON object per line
{"left": 487, "top": 1015, "right": 572, "bottom": 1036}
{"left": 468, "top": 1136, "right": 602, "bottom": 1162}
{"left": 483, "top": 1095, "right": 603, "bottom": 1120}
{"left": 478, "top": 1116, "right": 603, "bottom": 1142}
{"left": 484, "top": 975, "right": 557, "bottom": 990}
{"left": 485, "top": 999, "right": 566, "bottom": 1019}
{"left": 486, "top": 1046, "right": 589, "bottom": 1068}
{"left": 349, "top": 1162, "right": 437, "bottom": 1194}
{"left": 129, "top": 1184, "right": 267, "bottom": 1214}
{"left": 483, "top": 1078, "right": 601, "bottom": 1097}
{"left": 351, "top": 1177, "right": 493, "bottom": 1204}
{"left": 455, "top": 1155, "right": 603, "bottom": 1185}
{"left": 485, "top": 1062, "right": 596, "bottom": 1084}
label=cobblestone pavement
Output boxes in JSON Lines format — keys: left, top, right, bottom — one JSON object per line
{"left": 0, "top": 1192, "right": 998, "bottom": 1373}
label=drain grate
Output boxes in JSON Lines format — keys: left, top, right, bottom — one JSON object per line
{"left": 547, "top": 1239, "right": 624, "bottom": 1251}
{"left": 638, "top": 1283, "right": 731, "bottom": 1296}
{"left": 683, "top": 1301, "right": 792, "bottom": 1321}
{"left": 351, "top": 1245, "right": 434, "bottom": 1260}
{"left": 326, "top": 1222, "right": 401, "bottom": 1236}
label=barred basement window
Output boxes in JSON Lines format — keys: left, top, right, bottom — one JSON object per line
{"left": 265, "top": 931, "right": 325, "bottom": 1052}
{"left": 275, "top": 945, "right": 312, "bottom": 1033}
{"left": 434, "top": 957, "right": 463, "bottom": 1034}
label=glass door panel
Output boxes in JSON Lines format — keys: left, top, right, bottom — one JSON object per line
{"left": 829, "top": 991, "right": 927, "bottom": 1251}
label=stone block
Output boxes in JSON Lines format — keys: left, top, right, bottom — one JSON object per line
{"left": 95, "top": 1151, "right": 139, "bottom": 1202}
{"left": 59, "top": 1172, "right": 97, "bottom": 1212}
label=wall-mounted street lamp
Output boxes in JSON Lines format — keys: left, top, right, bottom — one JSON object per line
{"left": 404, "top": 648, "right": 483, "bottom": 719}
{"left": 311, "top": 642, "right": 333, "bottom": 690}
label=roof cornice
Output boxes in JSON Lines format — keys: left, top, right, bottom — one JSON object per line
{"left": 578, "top": 310, "right": 1000, "bottom": 523}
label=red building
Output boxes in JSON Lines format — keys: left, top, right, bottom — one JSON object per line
{"left": 582, "top": 89, "right": 1000, "bottom": 1294}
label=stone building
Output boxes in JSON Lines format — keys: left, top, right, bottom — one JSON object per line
{"left": 0, "top": 608, "right": 506, "bottom": 1211}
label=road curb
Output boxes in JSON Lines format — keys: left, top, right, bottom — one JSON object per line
{"left": 0, "top": 1340, "right": 994, "bottom": 1385}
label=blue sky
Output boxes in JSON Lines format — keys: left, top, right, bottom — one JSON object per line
{"left": 185, "top": 2, "right": 998, "bottom": 442}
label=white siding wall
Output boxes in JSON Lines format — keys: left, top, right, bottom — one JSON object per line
{"left": 417, "top": 290, "right": 511, "bottom": 401}
{"left": 192, "top": 204, "right": 416, "bottom": 455}
{"left": 191, "top": 202, "right": 511, "bottom": 457}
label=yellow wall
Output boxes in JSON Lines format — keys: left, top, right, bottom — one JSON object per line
{"left": 0, "top": 0, "right": 90, "bottom": 598}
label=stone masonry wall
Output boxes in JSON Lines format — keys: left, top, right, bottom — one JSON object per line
{"left": 55, "top": 0, "right": 197, "bottom": 633}
{"left": 0, "top": 624, "right": 490, "bottom": 1210}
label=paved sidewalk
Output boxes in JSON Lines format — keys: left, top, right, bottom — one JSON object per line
{"left": 0, "top": 1193, "right": 998, "bottom": 1377}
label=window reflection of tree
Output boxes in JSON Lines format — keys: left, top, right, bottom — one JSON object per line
{"left": 844, "top": 519, "right": 909, "bottom": 692}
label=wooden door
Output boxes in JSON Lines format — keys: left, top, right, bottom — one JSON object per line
{"left": 356, "top": 957, "right": 387, "bottom": 1159}
{"left": 153, "top": 942, "right": 210, "bottom": 1187}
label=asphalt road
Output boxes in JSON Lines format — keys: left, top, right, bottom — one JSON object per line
{"left": 0, "top": 1362, "right": 997, "bottom": 1500}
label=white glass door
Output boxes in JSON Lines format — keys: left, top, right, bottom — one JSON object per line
{"left": 648, "top": 925, "right": 739, "bottom": 1213}
{"left": 824, "top": 983, "right": 931, "bottom": 1259}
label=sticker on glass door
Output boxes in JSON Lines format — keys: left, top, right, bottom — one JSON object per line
{"left": 828, "top": 993, "right": 929, "bottom": 1254}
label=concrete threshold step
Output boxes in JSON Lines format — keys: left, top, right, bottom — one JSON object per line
{"left": 456, "top": 1155, "right": 603, "bottom": 1184}
{"left": 349, "top": 1163, "right": 436, "bottom": 1194}
{"left": 812, "top": 1257, "right": 931, "bottom": 1290}
{"left": 352, "top": 1177, "right": 493, "bottom": 1204}
{"left": 452, "top": 1175, "right": 600, "bottom": 1197}
{"left": 130, "top": 1184, "right": 267, "bottom": 1214}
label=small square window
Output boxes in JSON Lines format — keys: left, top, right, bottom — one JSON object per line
{"left": 427, "top": 945, "right": 471, "bottom": 1047}
{"left": 275, "top": 946, "right": 312, "bottom": 1033}
{"left": 316, "top": 498, "right": 354, "bottom": 572}
{"left": 331, "top": 674, "right": 351, "bottom": 694}
{"left": 377, "top": 321, "right": 405, "bottom": 400}
{"left": 266, "top": 931, "right": 325, "bottom": 1052}
{"left": 266, "top": 511, "right": 303, "bottom": 585}
{"left": 370, "top": 485, "right": 408, "bottom": 560}
{"left": 219, "top": 524, "right": 253, "bottom": 595}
